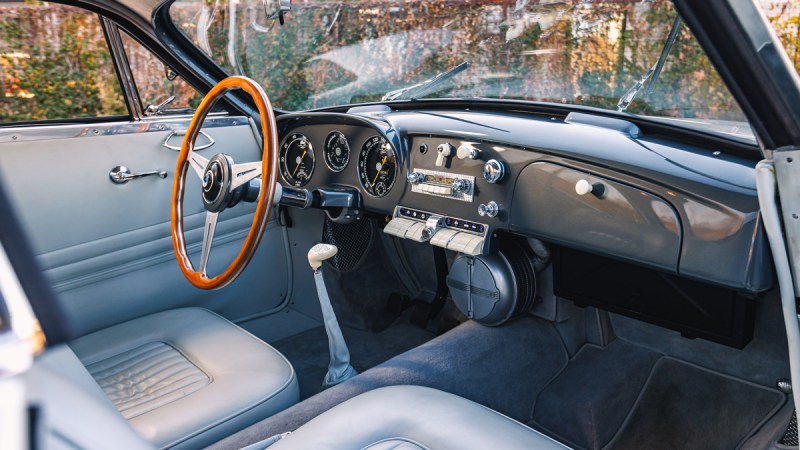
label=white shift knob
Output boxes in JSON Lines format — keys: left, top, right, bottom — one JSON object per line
{"left": 308, "top": 243, "right": 338, "bottom": 270}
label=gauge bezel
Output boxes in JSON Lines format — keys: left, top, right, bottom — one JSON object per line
{"left": 279, "top": 132, "right": 315, "bottom": 187}
{"left": 358, "top": 135, "right": 397, "bottom": 198}
{"left": 323, "top": 130, "right": 351, "bottom": 173}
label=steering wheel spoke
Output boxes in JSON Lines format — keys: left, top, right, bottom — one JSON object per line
{"left": 231, "top": 161, "right": 262, "bottom": 190}
{"left": 199, "top": 211, "right": 218, "bottom": 276}
{"left": 188, "top": 151, "right": 210, "bottom": 180}
{"left": 171, "top": 76, "right": 278, "bottom": 290}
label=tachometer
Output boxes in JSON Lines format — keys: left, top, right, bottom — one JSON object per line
{"left": 358, "top": 136, "right": 397, "bottom": 197}
{"left": 280, "top": 133, "right": 315, "bottom": 186}
{"left": 324, "top": 131, "right": 350, "bottom": 172}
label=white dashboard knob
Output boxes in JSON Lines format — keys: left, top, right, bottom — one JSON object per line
{"left": 575, "top": 179, "right": 593, "bottom": 196}
{"left": 435, "top": 143, "right": 454, "bottom": 167}
{"left": 575, "top": 179, "right": 605, "bottom": 197}
{"left": 308, "top": 243, "right": 338, "bottom": 270}
{"left": 457, "top": 145, "right": 480, "bottom": 160}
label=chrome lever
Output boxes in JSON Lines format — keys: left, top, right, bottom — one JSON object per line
{"left": 144, "top": 95, "right": 176, "bottom": 116}
{"left": 109, "top": 165, "right": 167, "bottom": 184}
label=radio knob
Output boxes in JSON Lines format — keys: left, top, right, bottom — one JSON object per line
{"left": 478, "top": 201, "right": 500, "bottom": 218}
{"left": 452, "top": 178, "right": 470, "bottom": 192}
{"left": 407, "top": 172, "right": 425, "bottom": 184}
{"left": 457, "top": 145, "right": 480, "bottom": 160}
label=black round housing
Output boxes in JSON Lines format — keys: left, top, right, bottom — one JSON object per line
{"left": 446, "top": 241, "right": 537, "bottom": 326}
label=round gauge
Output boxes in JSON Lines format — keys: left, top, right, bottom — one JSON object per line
{"left": 279, "top": 132, "right": 315, "bottom": 187}
{"left": 324, "top": 131, "right": 351, "bottom": 172}
{"left": 358, "top": 136, "right": 397, "bottom": 197}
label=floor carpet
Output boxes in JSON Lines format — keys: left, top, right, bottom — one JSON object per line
{"left": 606, "top": 357, "right": 785, "bottom": 450}
{"left": 272, "top": 323, "right": 435, "bottom": 399}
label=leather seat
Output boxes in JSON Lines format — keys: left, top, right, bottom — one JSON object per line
{"left": 68, "top": 307, "right": 299, "bottom": 449}
{"left": 268, "top": 385, "right": 569, "bottom": 449}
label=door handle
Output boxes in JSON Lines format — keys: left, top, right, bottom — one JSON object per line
{"left": 162, "top": 129, "right": 215, "bottom": 151}
{"left": 109, "top": 165, "right": 168, "bottom": 184}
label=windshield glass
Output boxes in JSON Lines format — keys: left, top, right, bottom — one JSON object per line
{"left": 169, "top": 0, "right": 751, "bottom": 141}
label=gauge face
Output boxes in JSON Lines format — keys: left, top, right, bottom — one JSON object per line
{"left": 279, "top": 133, "right": 315, "bottom": 187}
{"left": 324, "top": 131, "right": 350, "bottom": 172}
{"left": 358, "top": 136, "right": 397, "bottom": 197}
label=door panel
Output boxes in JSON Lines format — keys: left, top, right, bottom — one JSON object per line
{"left": 0, "top": 116, "right": 290, "bottom": 336}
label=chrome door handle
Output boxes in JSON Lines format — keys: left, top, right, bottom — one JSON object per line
{"left": 109, "top": 165, "right": 168, "bottom": 184}
{"left": 162, "top": 129, "right": 215, "bottom": 151}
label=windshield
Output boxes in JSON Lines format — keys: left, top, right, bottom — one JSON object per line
{"left": 169, "top": 0, "right": 751, "bottom": 140}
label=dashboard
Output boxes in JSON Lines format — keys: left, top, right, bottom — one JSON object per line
{"left": 275, "top": 106, "right": 772, "bottom": 294}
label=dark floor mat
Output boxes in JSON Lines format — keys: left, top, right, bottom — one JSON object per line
{"left": 607, "top": 357, "right": 785, "bottom": 450}
{"left": 209, "top": 317, "right": 569, "bottom": 450}
{"left": 530, "top": 339, "right": 662, "bottom": 449}
{"left": 272, "top": 323, "right": 434, "bottom": 399}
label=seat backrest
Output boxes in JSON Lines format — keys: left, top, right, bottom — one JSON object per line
{"left": 25, "top": 345, "right": 154, "bottom": 450}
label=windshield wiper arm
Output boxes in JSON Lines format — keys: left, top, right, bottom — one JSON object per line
{"left": 617, "top": 16, "right": 682, "bottom": 112}
{"left": 382, "top": 61, "right": 470, "bottom": 101}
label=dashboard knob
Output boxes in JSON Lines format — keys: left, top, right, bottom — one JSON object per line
{"left": 575, "top": 179, "right": 606, "bottom": 197}
{"left": 435, "top": 143, "right": 455, "bottom": 167}
{"left": 482, "top": 159, "right": 505, "bottom": 184}
{"left": 421, "top": 226, "right": 436, "bottom": 241}
{"left": 478, "top": 201, "right": 500, "bottom": 218}
{"left": 407, "top": 172, "right": 425, "bottom": 184}
{"left": 452, "top": 178, "right": 470, "bottom": 192}
{"left": 457, "top": 145, "right": 480, "bottom": 160}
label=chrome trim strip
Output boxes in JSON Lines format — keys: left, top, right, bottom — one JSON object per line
{"left": 0, "top": 116, "right": 248, "bottom": 144}
{"left": 102, "top": 18, "right": 144, "bottom": 120}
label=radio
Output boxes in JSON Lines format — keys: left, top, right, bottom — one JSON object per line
{"left": 407, "top": 168, "right": 474, "bottom": 202}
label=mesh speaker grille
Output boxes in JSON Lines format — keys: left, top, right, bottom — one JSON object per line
{"left": 322, "top": 217, "right": 374, "bottom": 272}
{"left": 780, "top": 410, "right": 798, "bottom": 447}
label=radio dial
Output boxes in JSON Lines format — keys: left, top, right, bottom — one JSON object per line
{"left": 452, "top": 178, "right": 470, "bottom": 192}
{"left": 407, "top": 172, "right": 425, "bottom": 184}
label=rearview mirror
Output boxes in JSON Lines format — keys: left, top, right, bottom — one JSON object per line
{"left": 264, "top": 0, "right": 291, "bottom": 24}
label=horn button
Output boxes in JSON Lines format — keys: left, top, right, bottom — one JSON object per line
{"left": 202, "top": 154, "right": 235, "bottom": 213}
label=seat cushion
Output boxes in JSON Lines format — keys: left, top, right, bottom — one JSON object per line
{"left": 69, "top": 307, "right": 298, "bottom": 449}
{"left": 269, "top": 385, "right": 569, "bottom": 449}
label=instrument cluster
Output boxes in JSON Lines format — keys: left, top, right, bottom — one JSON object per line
{"left": 278, "top": 129, "right": 398, "bottom": 199}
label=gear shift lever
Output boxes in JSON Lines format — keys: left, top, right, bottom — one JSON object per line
{"left": 308, "top": 243, "right": 358, "bottom": 388}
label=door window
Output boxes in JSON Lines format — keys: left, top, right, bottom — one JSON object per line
{"left": 119, "top": 31, "right": 204, "bottom": 115}
{"left": 0, "top": 3, "right": 127, "bottom": 123}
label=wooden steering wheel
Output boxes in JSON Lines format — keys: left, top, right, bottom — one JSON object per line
{"left": 171, "top": 76, "right": 279, "bottom": 290}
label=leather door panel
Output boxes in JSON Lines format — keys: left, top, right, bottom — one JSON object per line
{"left": 0, "top": 116, "right": 289, "bottom": 336}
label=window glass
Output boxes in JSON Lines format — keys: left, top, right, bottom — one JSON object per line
{"left": 762, "top": 1, "right": 800, "bottom": 73}
{"left": 0, "top": 2, "right": 126, "bottom": 123}
{"left": 119, "top": 31, "right": 203, "bottom": 114}
{"left": 168, "top": 0, "right": 752, "bottom": 143}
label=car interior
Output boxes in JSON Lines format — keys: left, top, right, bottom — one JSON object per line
{"left": 3, "top": 0, "right": 800, "bottom": 449}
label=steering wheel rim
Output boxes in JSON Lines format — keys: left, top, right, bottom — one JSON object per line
{"left": 171, "top": 76, "right": 279, "bottom": 290}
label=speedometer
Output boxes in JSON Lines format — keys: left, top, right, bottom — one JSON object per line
{"left": 324, "top": 131, "right": 350, "bottom": 172}
{"left": 280, "top": 133, "right": 315, "bottom": 187}
{"left": 358, "top": 136, "right": 397, "bottom": 197}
